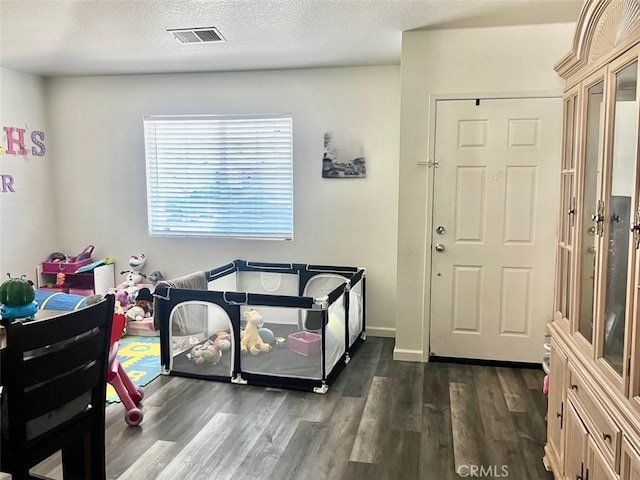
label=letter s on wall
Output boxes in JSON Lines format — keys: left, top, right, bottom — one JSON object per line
{"left": 31, "top": 131, "right": 45, "bottom": 156}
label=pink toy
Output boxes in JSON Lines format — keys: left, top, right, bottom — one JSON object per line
{"left": 108, "top": 313, "right": 144, "bottom": 425}
{"left": 115, "top": 289, "right": 129, "bottom": 309}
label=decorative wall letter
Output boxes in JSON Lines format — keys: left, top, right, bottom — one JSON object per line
{"left": 1, "top": 124, "right": 47, "bottom": 193}
{"left": 1, "top": 175, "right": 15, "bottom": 193}
{"left": 3, "top": 127, "right": 28, "bottom": 155}
{"left": 31, "top": 131, "right": 45, "bottom": 156}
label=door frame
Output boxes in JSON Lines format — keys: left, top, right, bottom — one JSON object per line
{"left": 423, "top": 91, "right": 563, "bottom": 362}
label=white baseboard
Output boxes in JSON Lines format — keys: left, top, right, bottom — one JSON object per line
{"left": 364, "top": 328, "right": 425, "bottom": 361}
{"left": 393, "top": 347, "right": 424, "bottom": 362}
{"left": 366, "top": 326, "right": 395, "bottom": 338}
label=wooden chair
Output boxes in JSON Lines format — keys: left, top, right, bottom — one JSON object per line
{"left": 0, "top": 294, "right": 115, "bottom": 480}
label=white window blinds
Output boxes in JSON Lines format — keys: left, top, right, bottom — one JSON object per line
{"left": 144, "top": 114, "right": 293, "bottom": 240}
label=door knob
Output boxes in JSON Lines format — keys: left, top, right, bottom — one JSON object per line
{"left": 436, "top": 225, "right": 446, "bottom": 235}
{"left": 435, "top": 244, "right": 445, "bottom": 252}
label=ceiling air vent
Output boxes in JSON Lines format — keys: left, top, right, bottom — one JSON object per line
{"left": 168, "top": 27, "right": 226, "bottom": 44}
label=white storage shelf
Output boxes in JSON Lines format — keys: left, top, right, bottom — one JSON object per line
{"left": 35, "top": 263, "right": 115, "bottom": 296}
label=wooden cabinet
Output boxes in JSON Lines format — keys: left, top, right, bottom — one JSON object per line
{"left": 35, "top": 263, "right": 115, "bottom": 296}
{"left": 564, "top": 399, "right": 589, "bottom": 480}
{"left": 622, "top": 437, "right": 640, "bottom": 480}
{"left": 591, "top": 435, "right": 619, "bottom": 480}
{"left": 548, "top": 353, "right": 621, "bottom": 480}
{"left": 563, "top": 398, "right": 618, "bottom": 480}
{"left": 548, "top": 1, "right": 640, "bottom": 479}
{"left": 545, "top": 339, "right": 568, "bottom": 473}
{"left": 568, "top": 363, "right": 621, "bottom": 469}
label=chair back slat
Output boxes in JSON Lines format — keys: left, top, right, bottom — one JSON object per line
{"left": 8, "top": 305, "right": 110, "bottom": 352}
{"left": 24, "top": 361, "right": 104, "bottom": 419}
{"left": 20, "top": 329, "right": 106, "bottom": 388}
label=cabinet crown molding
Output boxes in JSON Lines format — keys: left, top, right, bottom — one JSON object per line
{"left": 555, "top": 0, "right": 640, "bottom": 78}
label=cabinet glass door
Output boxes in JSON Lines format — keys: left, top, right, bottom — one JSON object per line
{"left": 556, "top": 91, "right": 579, "bottom": 323}
{"left": 577, "top": 78, "right": 605, "bottom": 344}
{"left": 601, "top": 59, "right": 638, "bottom": 375}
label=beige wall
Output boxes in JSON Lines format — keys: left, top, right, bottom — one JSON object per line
{"left": 46, "top": 66, "right": 400, "bottom": 335}
{"left": 0, "top": 68, "right": 56, "bottom": 279}
{"left": 395, "top": 23, "right": 575, "bottom": 361}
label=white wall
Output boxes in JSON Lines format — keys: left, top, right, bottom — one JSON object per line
{"left": 0, "top": 68, "right": 56, "bottom": 280}
{"left": 395, "top": 23, "right": 575, "bottom": 361}
{"left": 46, "top": 66, "right": 400, "bottom": 335}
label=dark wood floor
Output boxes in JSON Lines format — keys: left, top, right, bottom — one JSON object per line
{"left": 34, "top": 337, "right": 552, "bottom": 480}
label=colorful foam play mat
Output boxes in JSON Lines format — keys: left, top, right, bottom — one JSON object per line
{"left": 107, "top": 336, "right": 161, "bottom": 403}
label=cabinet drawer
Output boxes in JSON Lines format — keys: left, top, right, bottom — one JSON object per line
{"left": 568, "top": 364, "right": 621, "bottom": 470}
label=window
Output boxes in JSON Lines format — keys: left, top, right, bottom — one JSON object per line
{"left": 143, "top": 114, "right": 293, "bottom": 240}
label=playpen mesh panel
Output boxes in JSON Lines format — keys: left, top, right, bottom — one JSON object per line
{"left": 169, "top": 301, "right": 235, "bottom": 378}
{"left": 237, "top": 271, "right": 298, "bottom": 296}
{"left": 349, "top": 281, "right": 364, "bottom": 347}
{"left": 302, "top": 273, "right": 348, "bottom": 330}
{"left": 239, "top": 305, "right": 329, "bottom": 380}
{"left": 326, "top": 294, "right": 346, "bottom": 374}
{"left": 207, "top": 271, "right": 237, "bottom": 291}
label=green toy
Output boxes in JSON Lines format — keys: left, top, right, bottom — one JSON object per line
{"left": 0, "top": 273, "right": 35, "bottom": 306}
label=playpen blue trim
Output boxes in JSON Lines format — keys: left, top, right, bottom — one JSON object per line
{"left": 155, "top": 259, "right": 366, "bottom": 393}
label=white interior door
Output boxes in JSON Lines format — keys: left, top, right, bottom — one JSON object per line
{"left": 429, "top": 97, "right": 562, "bottom": 362}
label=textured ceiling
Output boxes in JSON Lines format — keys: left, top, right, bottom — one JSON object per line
{"left": 0, "top": 0, "right": 584, "bottom": 78}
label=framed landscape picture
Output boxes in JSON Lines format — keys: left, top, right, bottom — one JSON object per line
{"left": 322, "top": 132, "right": 366, "bottom": 178}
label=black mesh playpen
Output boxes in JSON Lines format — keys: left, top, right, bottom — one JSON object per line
{"left": 155, "top": 260, "right": 366, "bottom": 393}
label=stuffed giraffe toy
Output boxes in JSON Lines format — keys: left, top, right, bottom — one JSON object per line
{"left": 241, "top": 309, "right": 272, "bottom": 356}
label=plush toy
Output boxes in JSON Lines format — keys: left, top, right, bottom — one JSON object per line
{"left": 134, "top": 287, "right": 153, "bottom": 316}
{"left": 45, "top": 252, "right": 67, "bottom": 263}
{"left": 189, "top": 338, "right": 226, "bottom": 365}
{"left": 119, "top": 253, "right": 147, "bottom": 288}
{"left": 257, "top": 327, "right": 276, "bottom": 346}
{"left": 210, "top": 331, "right": 232, "bottom": 351}
{"left": 146, "top": 270, "right": 165, "bottom": 285}
{"left": 114, "top": 290, "right": 129, "bottom": 308}
{"left": 0, "top": 301, "right": 38, "bottom": 323}
{"left": 241, "top": 309, "right": 272, "bottom": 356}
{"left": 0, "top": 274, "right": 35, "bottom": 306}
{"left": 125, "top": 305, "right": 148, "bottom": 321}
{"left": 0, "top": 274, "right": 38, "bottom": 323}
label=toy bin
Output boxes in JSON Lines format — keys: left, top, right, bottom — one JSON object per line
{"left": 42, "top": 245, "right": 94, "bottom": 274}
{"left": 288, "top": 331, "right": 321, "bottom": 356}
{"left": 42, "top": 258, "right": 92, "bottom": 274}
